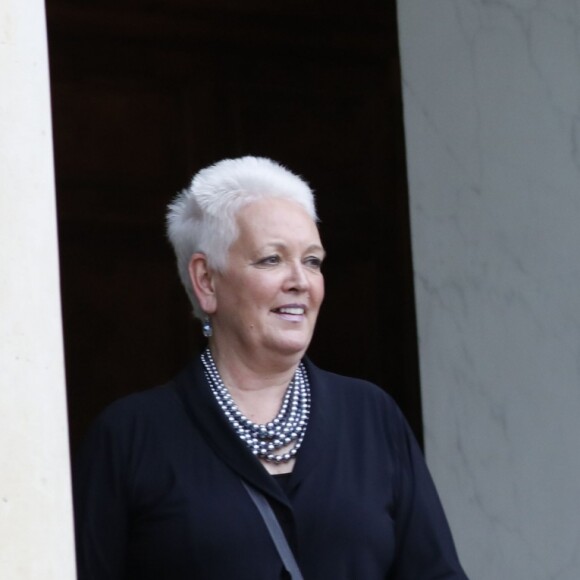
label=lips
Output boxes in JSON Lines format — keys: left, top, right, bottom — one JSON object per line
{"left": 272, "top": 304, "right": 306, "bottom": 316}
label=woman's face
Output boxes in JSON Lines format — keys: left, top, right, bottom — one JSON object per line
{"left": 211, "top": 197, "right": 325, "bottom": 363}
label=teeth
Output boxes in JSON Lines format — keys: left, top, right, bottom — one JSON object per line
{"left": 278, "top": 307, "right": 304, "bottom": 315}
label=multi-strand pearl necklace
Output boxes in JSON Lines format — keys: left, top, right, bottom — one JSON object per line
{"left": 201, "top": 348, "right": 311, "bottom": 463}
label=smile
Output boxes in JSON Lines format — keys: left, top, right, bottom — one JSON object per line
{"left": 276, "top": 306, "right": 305, "bottom": 315}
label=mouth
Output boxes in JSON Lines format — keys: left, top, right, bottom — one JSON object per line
{"left": 272, "top": 304, "right": 307, "bottom": 320}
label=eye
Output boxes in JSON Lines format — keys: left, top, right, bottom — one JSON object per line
{"left": 255, "top": 255, "right": 281, "bottom": 267}
{"left": 304, "top": 256, "right": 323, "bottom": 270}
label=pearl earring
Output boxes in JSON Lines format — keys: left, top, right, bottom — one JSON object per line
{"left": 202, "top": 316, "right": 213, "bottom": 338}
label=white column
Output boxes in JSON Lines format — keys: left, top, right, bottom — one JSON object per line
{"left": 0, "top": 0, "right": 76, "bottom": 578}
{"left": 398, "top": 1, "right": 580, "bottom": 579}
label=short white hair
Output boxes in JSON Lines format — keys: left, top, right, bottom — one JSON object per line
{"left": 166, "top": 156, "right": 318, "bottom": 319}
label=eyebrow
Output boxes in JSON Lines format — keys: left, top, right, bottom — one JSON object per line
{"left": 306, "top": 244, "right": 326, "bottom": 257}
{"left": 260, "top": 242, "right": 326, "bottom": 256}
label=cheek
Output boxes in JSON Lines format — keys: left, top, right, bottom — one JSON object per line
{"left": 238, "top": 280, "right": 274, "bottom": 314}
{"left": 247, "top": 275, "right": 280, "bottom": 301}
{"left": 313, "top": 276, "right": 325, "bottom": 305}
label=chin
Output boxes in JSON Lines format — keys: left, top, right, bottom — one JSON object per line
{"left": 267, "top": 338, "right": 310, "bottom": 358}
{"left": 263, "top": 328, "right": 314, "bottom": 359}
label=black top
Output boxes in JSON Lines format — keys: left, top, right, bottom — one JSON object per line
{"left": 273, "top": 473, "right": 293, "bottom": 494}
{"left": 73, "top": 357, "right": 468, "bottom": 579}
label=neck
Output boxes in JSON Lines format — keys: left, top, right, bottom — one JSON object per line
{"left": 203, "top": 344, "right": 302, "bottom": 428}
{"left": 207, "top": 340, "right": 302, "bottom": 393}
{"left": 201, "top": 347, "right": 310, "bottom": 472}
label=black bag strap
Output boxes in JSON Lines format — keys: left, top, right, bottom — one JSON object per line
{"left": 241, "top": 481, "right": 305, "bottom": 580}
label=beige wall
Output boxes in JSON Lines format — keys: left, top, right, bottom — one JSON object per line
{"left": 0, "top": 0, "right": 76, "bottom": 577}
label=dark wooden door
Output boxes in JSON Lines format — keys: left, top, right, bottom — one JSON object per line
{"left": 46, "top": 0, "right": 422, "bottom": 449}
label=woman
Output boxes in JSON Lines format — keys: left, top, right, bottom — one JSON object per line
{"left": 73, "top": 156, "right": 468, "bottom": 579}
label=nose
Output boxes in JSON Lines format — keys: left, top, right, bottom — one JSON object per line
{"left": 285, "top": 261, "right": 308, "bottom": 292}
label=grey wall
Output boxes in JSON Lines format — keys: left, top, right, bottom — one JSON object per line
{"left": 397, "top": 1, "right": 580, "bottom": 578}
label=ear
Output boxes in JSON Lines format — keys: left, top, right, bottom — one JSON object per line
{"left": 188, "top": 253, "right": 217, "bottom": 314}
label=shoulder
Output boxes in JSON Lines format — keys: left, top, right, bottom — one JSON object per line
{"left": 76, "top": 386, "right": 172, "bottom": 463}
{"left": 304, "top": 359, "right": 418, "bottom": 470}
{"left": 81, "top": 362, "right": 200, "bottom": 456}
{"left": 306, "top": 358, "right": 396, "bottom": 404}
{"left": 94, "top": 384, "right": 176, "bottom": 429}
{"left": 75, "top": 375, "right": 196, "bottom": 480}
{"left": 92, "top": 359, "right": 201, "bottom": 430}
{"left": 304, "top": 358, "right": 407, "bottom": 429}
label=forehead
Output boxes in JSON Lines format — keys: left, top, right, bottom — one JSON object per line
{"left": 235, "top": 198, "right": 320, "bottom": 243}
